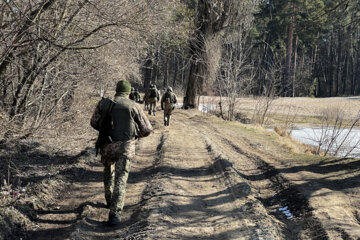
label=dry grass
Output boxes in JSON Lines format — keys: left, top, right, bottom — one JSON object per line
{"left": 200, "top": 96, "right": 360, "bottom": 126}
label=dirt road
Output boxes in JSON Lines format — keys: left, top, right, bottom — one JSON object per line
{"left": 24, "top": 110, "right": 360, "bottom": 240}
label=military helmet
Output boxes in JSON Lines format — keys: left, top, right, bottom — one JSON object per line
{"left": 131, "top": 87, "right": 135, "bottom": 91}
{"left": 167, "top": 87, "right": 173, "bottom": 92}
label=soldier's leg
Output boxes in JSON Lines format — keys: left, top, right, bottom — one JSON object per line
{"left": 148, "top": 102, "right": 152, "bottom": 115}
{"left": 167, "top": 115, "right": 171, "bottom": 126}
{"left": 153, "top": 102, "right": 157, "bottom": 116}
{"left": 109, "top": 141, "right": 135, "bottom": 219}
{"left": 150, "top": 102, "right": 155, "bottom": 115}
{"left": 103, "top": 158, "right": 115, "bottom": 207}
{"left": 165, "top": 107, "right": 172, "bottom": 126}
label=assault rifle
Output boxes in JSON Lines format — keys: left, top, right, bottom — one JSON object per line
{"left": 95, "top": 91, "right": 115, "bottom": 156}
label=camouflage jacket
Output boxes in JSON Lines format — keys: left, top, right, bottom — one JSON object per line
{"left": 129, "top": 91, "right": 140, "bottom": 102}
{"left": 91, "top": 96, "right": 153, "bottom": 140}
{"left": 147, "top": 87, "right": 160, "bottom": 101}
{"left": 161, "top": 92, "right": 177, "bottom": 109}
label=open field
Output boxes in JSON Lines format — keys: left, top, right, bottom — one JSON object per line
{"left": 200, "top": 96, "right": 360, "bottom": 126}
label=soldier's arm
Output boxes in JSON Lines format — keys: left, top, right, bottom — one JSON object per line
{"left": 173, "top": 94, "right": 178, "bottom": 104}
{"left": 133, "top": 104, "right": 153, "bottom": 137}
{"left": 90, "top": 100, "right": 102, "bottom": 131}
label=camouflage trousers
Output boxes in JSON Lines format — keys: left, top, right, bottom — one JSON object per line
{"left": 148, "top": 98, "right": 157, "bottom": 115}
{"left": 163, "top": 103, "right": 174, "bottom": 126}
{"left": 144, "top": 101, "right": 149, "bottom": 111}
{"left": 101, "top": 140, "right": 135, "bottom": 217}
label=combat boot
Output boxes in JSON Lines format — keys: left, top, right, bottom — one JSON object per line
{"left": 107, "top": 214, "right": 121, "bottom": 226}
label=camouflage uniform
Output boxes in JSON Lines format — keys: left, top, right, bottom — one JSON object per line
{"left": 143, "top": 91, "right": 150, "bottom": 111}
{"left": 91, "top": 82, "right": 152, "bottom": 224}
{"left": 161, "top": 87, "right": 177, "bottom": 126}
{"left": 147, "top": 85, "right": 160, "bottom": 116}
{"left": 129, "top": 88, "right": 140, "bottom": 102}
{"left": 101, "top": 139, "right": 135, "bottom": 215}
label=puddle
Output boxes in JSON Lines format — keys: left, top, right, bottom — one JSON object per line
{"left": 290, "top": 127, "right": 360, "bottom": 158}
{"left": 278, "top": 206, "right": 294, "bottom": 219}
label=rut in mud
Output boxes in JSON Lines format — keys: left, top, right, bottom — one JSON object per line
{"left": 16, "top": 110, "right": 360, "bottom": 239}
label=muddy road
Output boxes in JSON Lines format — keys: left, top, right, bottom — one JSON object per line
{"left": 23, "top": 110, "right": 360, "bottom": 240}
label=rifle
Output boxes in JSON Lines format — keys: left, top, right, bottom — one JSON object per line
{"left": 95, "top": 96, "right": 115, "bottom": 156}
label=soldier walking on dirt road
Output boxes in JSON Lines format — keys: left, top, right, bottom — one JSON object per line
{"left": 161, "top": 87, "right": 177, "bottom": 126}
{"left": 147, "top": 84, "right": 160, "bottom": 116}
{"left": 90, "top": 80, "right": 153, "bottom": 226}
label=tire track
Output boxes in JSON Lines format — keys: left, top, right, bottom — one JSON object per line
{"left": 111, "top": 132, "right": 168, "bottom": 240}
{"left": 176, "top": 115, "right": 281, "bottom": 240}
{"left": 220, "top": 137, "right": 328, "bottom": 240}
{"left": 183, "top": 113, "right": 329, "bottom": 239}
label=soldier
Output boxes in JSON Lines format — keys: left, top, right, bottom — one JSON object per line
{"left": 129, "top": 87, "right": 140, "bottom": 102}
{"left": 143, "top": 90, "right": 150, "bottom": 111}
{"left": 147, "top": 84, "right": 160, "bottom": 116}
{"left": 161, "top": 87, "right": 178, "bottom": 126}
{"left": 90, "top": 80, "right": 153, "bottom": 226}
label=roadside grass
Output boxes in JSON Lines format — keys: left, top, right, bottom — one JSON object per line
{"left": 252, "top": 113, "right": 324, "bottom": 126}
{"left": 201, "top": 110, "right": 358, "bottom": 165}
{"left": 204, "top": 112, "right": 312, "bottom": 156}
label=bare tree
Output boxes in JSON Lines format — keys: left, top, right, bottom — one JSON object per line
{"left": 0, "top": 0, "right": 176, "bottom": 139}
{"left": 216, "top": 22, "right": 255, "bottom": 121}
{"left": 252, "top": 46, "right": 283, "bottom": 125}
{"left": 183, "top": 0, "right": 259, "bottom": 109}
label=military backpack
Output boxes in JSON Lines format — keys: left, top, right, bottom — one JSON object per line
{"left": 149, "top": 88, "right": 157, "bottom": 98}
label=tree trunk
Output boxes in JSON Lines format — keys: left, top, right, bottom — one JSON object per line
{"left": 336, "top": 30, "right": 342, "bottom": 96}
{"left": 163, "top": 51, "right": 171, "bottom": 89}
{"left": 356, "top": 34, "right": 360, "bottom": 95}
{"left": 172, "top": 53, "right": 178, "bottom": 88}
{"left": 184, "top": 57, "right": 202, "bottom": 108}
{"left": 184, "top": 0, "right": 231, "bottom": 108}
{"left": 292, "top": 35, "right": 298, "bottom": 97}
{"left": 143, "top": 57, "right": 152, "bottom": 90}
{"left": 342, "top": 54, "right": 348, "bottom": 95}
{"left": 328, "top": 39, "right": 334, "bottom": 97}
{"left": 283, "top": 18, "right": 294, "bottom": 97}
{"left": 350, "top": 55, "right": 355, "bottom": 95}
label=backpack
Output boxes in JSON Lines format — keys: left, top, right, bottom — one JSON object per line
{"left": 165, "top": 92, "right": 172, "bottom": 103}
{"left": 149, "top": 88, "right": 157, "bottom": 98}
{"left": 95, "top": 98, "right": 115, "bottom": 155}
